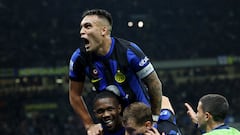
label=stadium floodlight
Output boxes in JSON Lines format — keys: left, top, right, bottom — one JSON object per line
{"left": 127, "top": 21, "right": 134, "bottom": 27}
{"left": 137, "top": 21, "right": 144, "bottom": 28}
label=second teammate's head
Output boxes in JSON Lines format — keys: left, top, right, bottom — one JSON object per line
{"left": 93, "top": 90, "right": 122, "bottom": 132}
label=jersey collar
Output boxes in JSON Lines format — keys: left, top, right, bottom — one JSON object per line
{"left": 213, "top": 124, "right": 229, "bottom": 130}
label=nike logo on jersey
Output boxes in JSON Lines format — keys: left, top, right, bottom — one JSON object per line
{"left": 91, "top": 78, "right": 102, "bottom": 83}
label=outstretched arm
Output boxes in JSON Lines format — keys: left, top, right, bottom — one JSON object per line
{"left": 184, "top": 103, "right": 198, "bottom": 124}
{"left": 161, "top": 96, "right": 175, "bottom": 114}
{"left": 69, "top": 80, "right": 93, "bottom": 129}
{"left": 143, "top": 71, "right": 162, "bottom": 115}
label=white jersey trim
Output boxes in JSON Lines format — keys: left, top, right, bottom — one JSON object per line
{"left": 137, "top": 63, "right": 154, "bottom": 79}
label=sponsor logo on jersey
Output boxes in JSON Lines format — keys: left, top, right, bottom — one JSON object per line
{"left": 139, "top": 56, "right": 149, "bottom": 66}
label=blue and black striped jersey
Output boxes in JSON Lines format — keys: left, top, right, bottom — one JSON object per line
{"left": 69, "top": 37, "right": 155, "bottom": 107}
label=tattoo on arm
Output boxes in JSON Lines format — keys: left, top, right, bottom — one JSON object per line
{"left": 143, "top": 71, "right": 162, "bottom": 114}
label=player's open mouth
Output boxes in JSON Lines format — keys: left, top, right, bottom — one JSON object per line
{"left": 82, "top": 38, "right": 89, "bottom": 45}
{"left": 103, "top": 119, "right": 113, "bottom": 127}
{"left": 82, "top": 38, "right": 90, "bottom": 50}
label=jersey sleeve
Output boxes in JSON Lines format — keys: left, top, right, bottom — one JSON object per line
{"left": 69, "top": 48, "right": 86, "bottom": 82}
{"left": 127, "top": 43, "right": 154, "bottom": 79}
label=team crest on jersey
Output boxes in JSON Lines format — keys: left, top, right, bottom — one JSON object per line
{"left": 114, "top": 70, "right": 126, "bottom": 83}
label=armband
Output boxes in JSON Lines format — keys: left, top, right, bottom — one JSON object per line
{"left": 152, "top": 115, "right": 159, "bottom": 122}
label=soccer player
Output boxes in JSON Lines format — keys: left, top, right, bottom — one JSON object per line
{"left": 90, "top": 90, "right": 124, "bottom": 135}
{"left": 68, "top": 8, "right": 162, "bottom": 132}
{"left": 184, "top": 94, "right": 240, "bottom": 135}
{"left": 122, "top": 96, "right": 182, "bottom": 135}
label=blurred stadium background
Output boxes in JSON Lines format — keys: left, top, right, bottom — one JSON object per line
{"left": 0, "top": 0, "right": 240, "bottom": 134}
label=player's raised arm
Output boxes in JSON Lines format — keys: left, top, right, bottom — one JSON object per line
{"left": 184, "top": 102, "right": 197, "bottom": 124}
{"left": 69, "top": 80, "right": 93, "bottom": 129}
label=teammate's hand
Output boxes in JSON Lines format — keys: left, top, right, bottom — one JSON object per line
{"left": 184, "top": 103, "right": 198, "bottom": 124}
{"left": 144, "top": 127, "right": 160, "bottom": 135}
{"left": 87, "top": 123, "right": 103, "bottom": 135}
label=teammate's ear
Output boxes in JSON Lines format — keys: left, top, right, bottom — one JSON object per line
{"left": 118, "top": 104, "right": 122, "bottom": 113}
{"left": 205, "top": 112, "right": 211, "bottom": 120}
{"left": 144, "top": 121, "right": 152, "bottom": 128}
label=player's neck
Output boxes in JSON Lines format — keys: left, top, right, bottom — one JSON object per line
{"left": 207, "top": 121, "right": 225, "bottom": 132}
{"left": 97, "top": 36, "right": 112, "bottom": 56}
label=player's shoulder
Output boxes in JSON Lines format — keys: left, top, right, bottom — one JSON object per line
{"left": 229, "top": 127, "right": 240, "bottom": 134}
{"left": 114, "top": 37, "right": 139, "bottom": 49}
{"left": 72, "top": 48, "right": 80, "bottom": 55}
{"left": 71, "top": 47, "right": 88, "bottom": 59}
{"left": 204, "top": 127, "right": 240, "bottom": 135}
{"left": 70, "top": 48, "right": 80, "bottom": 60}
{"left": 114, "top": 37, "right": 131, "bottom": 44}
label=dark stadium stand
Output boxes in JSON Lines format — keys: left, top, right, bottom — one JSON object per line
{"left": 0, "top": 0, "right": 240, "bottom": 67}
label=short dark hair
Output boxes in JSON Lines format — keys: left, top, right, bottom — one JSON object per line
{"left": 82, "top": 9, "right": 113, "bottom": 26}
{"left": 93, "top": 90, "right": 120, "bottom": 107}
{"left": 199, "top": 94, "right": 229, "bottom": 122}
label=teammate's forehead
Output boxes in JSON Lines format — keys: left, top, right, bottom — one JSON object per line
{"left": 94, "top": 98, "right": 116, "bottom": 107}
